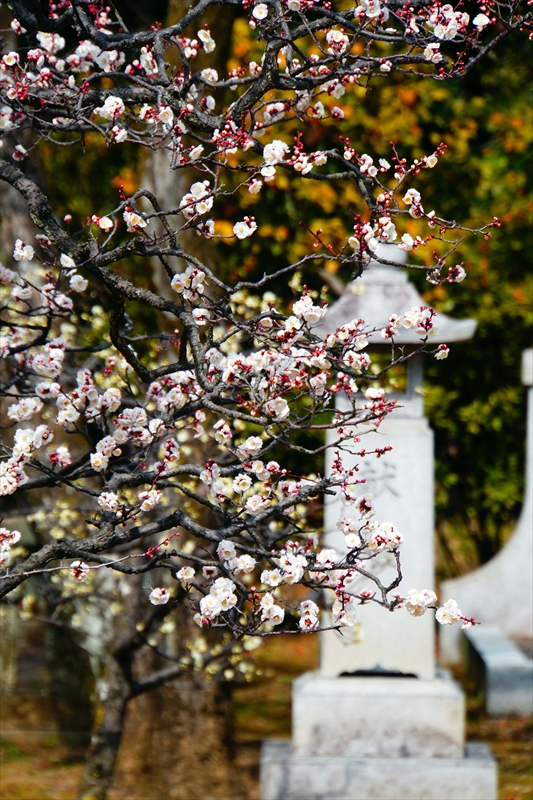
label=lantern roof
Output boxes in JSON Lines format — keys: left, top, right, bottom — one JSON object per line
{"left": 320, "top": 247, "right": 476, "bottom": 345}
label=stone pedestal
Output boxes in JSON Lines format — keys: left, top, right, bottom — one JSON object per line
{"left": 261, "top": 742, "right": 497, "bottom": 800}
{"left": 261, "top": 670, "right": 498, "bottom": 799}
{"left": 292, "top": 672, "right": 464, "bottom": 759}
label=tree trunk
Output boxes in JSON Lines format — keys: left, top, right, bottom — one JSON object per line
{"left": 77, "top": 656, "right": 130, "bottom": 800}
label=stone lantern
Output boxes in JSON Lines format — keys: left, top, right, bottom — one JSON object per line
{"left": 261, "top": 252, "right": 498, "bottom": 800}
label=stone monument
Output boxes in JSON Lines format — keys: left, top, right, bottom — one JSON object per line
{"left": 440, "top": 348, "right": 533, "bottom": 716}
{"left": 261, "top": 252, "right": 498, "bottom": 800}
{"left": 440, "top": 348, "right": 533, "bottom": 663}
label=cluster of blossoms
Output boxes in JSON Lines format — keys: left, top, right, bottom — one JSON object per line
{"left": 380, "top": 306, "right": 439, "bottom": 343}
{"left": 0, "top": 0, "right": 504, "bottom": 660}
{"left": 0, "top": 528, "right": 21, "bottom": 566}
{"left": 179, "top": 181, "right": 214, "bottom": 220}
{"left": 332, "top": 592, "right": 360, "bottom": 627}
{"left": 170, "top": 266, "right": 206, "bottom": 300}
{"left": 337, "top": 511, "right": 402, "bottom": 553}
{"left": 195, "top": 578, "right": 239, "bottom": 625}
{"left": 1, "top": 425, "right": 53, "bottom": 495}
{"left": 404, "top": 590, "right": 473, "bottom": 629}
{"left": 0, "top": 0, "right": 506, "bottom": 259}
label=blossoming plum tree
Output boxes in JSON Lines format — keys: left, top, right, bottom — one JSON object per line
{"left": 0, "top": 0, "right": 529, "bottom": 797}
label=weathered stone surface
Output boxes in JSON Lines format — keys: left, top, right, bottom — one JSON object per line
{"left": 321, "top": 397, "right": 436, "bottom": 680}
{"left": 292, "top": 671, "right": 464, "bottom": 759}
{"left": 261, "top": 741, "right": 497, "bottom": 800}
{"left": 465, "top": 626, "right": 533, "bottom": 715}
{"left": 440, "top": 349, "right": 533, "bottom": 663}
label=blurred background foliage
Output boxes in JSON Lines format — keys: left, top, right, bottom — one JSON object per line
{"left": 35, "top": 3, "right": 532, "bottom": 580}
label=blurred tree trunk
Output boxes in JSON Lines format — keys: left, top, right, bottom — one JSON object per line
{"left": 115, "top": 670, "right": 240, "bottom": 800}
{"left": 142, "top": 0, "right": 237, "bottom": 296}
{"left": 138, "top": 6, "right": 243, "bottom": 784}
{"left": 77, "top": 655, "right": 130, "bottom": 800}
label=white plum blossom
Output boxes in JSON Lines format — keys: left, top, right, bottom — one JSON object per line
{"left": 111, "top": 126, "right": 127, "bottom": 143}
{"left": 237, "top": 436, "right": 263, "bottom": 460}
{"left": 403, "top": 188, "right": 421, "bottom": 205}
{"left": 149, "top": 587, "right": 170, "bottom": 605}
{"left": 292, "top": 294, "right": 326, "bottom": 324}
{"left": 233, "top": 219, "right": 257, "bottom": 239}
{"left": 13, "top": 240, "right": 34, "bottom": 262}
{"left": 252, "top": 3, "right": 269, "bottom": 20}
{"left": 332, "top": 594, "right": 358, "bottom": 626}
{"left": 177, "top": 566, "right": 196, "bottom": 584}
{"left": 368, "top": 520, "right": 403, "bottom": 552}
{"left": 261, "top": 594, "right": 285, "bottom": 625}
{"left": 245, "top": 494, "right": 271, "bottom": 514}
{"left": 473, "top": 13, "right": 491, "bottom": 30}
{"left": 60, "top": 254, "right": 76, "bottom": 269}
{"left": 278, "top": 550, "right": 307, "bottom": 584}
{"left": 98, "top": 492, "right": 120, "bottom": 512}
{"left": 316, "top": 548, "right": 338, "bottom": 566}
{"left": 8, "top": 397, "right": 43, "bottom": 422}
{"left": 192, "top": 308, "right": 212, "bottom": 326}
{"left": 264, "top": 397, "right": 290, "bottom": 420}
{"left": 399, "top": 233, "right": 415, "bottom": 251}
{"left": 232, "top": 474, "right": 252, "bottom": 493}
{"left": 260, "top": 166, "right": 276, "bottom": 182}
{"left": 138, "top": 488, "right": 162, "bottom": 511}
{"left": 171, "top": 266, "right": 205, "bottom": 300}
{"left": 405, "top": 589, "right": 437, "bottom": 617}
{"left": 431, "top": 343, "right": 449, "bottom": 362}
{"left": 357, "top": 0, "right": 385, "bottom": 20}
{"left": 248, "top": 179, "right": 263, "bottom": 194}
{"left": 0, "top": 528, "right": 21, "bottom": 566}
{"left": 70, "top": 561, "right": 90, "bottom": 582}
{"left": 424, "top": 43, "right": 443, "bottom": 63}
{"left": 261, "top": 568, "right": 284, "bottom": 587}
{"left": 210, "top": 577, "right": 237, "bottom": 602}
{"left": 200, "top": 68, "right": 218, "bottom": 83}
{"left": 326, "top": 29, "right": 349, "bottom": 54}
{"left": 36, "top": 31, "right": 65, "bottom": 54}
{"left": 95, "top": 95, "right": 125, "bottom": 120}
{"left": 234, "top": 554, "right": 257, "bottom": 573}
{"left": 263, "top": 140, "right": 290, "bottom": 165}
{"left": 69, "top": 274, "right": 88, "bottom": 292}
{"left": 448, "top": 265, "right": 466, "bottom": 283}
{"left": 10, "top": 274, "right": 33, "bottom": 301}
{"left": 436, "top": 599, "right": 462, "bottom": 625}
{"left": 189, "top": 145, "right": 205, "bottom": 160}
{"left": 199, "top": 593, "right": 222, "bottom": 619}
{"left": 123, "top": 210, "right": 147, "bottom": 232}
{"left": 217, "top": 540, "right": 237, "bottom": 560}
{"left": 198, "top": 29, "right": 216, "bottom": 52}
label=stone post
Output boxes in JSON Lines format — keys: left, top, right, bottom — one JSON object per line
{"left": 321, "top": 354, "right": 436, "bottom": 680}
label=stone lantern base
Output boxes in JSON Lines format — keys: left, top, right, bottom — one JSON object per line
{"left": 260, "top": 671, "right": 497, "bottom": 800}
{"left": 261, "top": 741, "right": 496, "bottom": 800}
